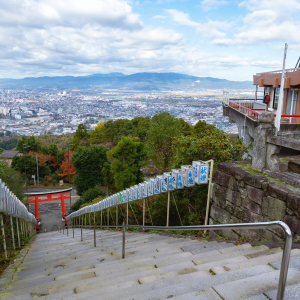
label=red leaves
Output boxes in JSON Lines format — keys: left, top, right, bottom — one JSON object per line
{"left": 57, "top": 151, "right": 76, "bottom": 178}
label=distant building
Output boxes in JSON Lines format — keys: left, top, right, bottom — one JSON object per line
{"left": 0, "top": 150, "right": 24, "bottom": 167}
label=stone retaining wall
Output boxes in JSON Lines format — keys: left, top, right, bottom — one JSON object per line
{"left": 210, "top": 162, "right": 300, "bottom": 242}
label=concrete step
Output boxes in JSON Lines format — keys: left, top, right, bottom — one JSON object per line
{"left": 223, "top": 249, "right": 300, "bottom": 272}
{"left": 3, "top": 229, "right": 300, "bottom": 300}
{"left": 264, "top": 282, "right": 300, "bottom": 300}
{"left": 269, "top": 255, "right": 300, "bottom": 270}
{"left": 71, "top": 265, "right": 275, "bottom": 300}
{"left": 213, "top": 268, "right": 300, "bottom": 300}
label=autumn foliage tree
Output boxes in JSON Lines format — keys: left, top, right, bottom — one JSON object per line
{"left": 57, "top": 151, "right": 76, "bottom": 183}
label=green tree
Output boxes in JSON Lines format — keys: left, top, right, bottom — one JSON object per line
{"left": 173, "top": 121, "right": 249, "bottom": 167}
{"left": 11, "top": 155, "right": 37, "bottom": 180}
{"left": 90, "top": 127, "right": 105, "bottom": 144}
{"left": 178, "top": 118, "right": 194, "bottom": 136}
{"left": 72, "top": 144, "right": 108, "bottom": 196}
{"left": 102, "top": 162, "right": 115, "bottom": 192}
{"left": 0, "top": 132, "right": 4, "bottom": 137}
{"left": 71, "top": 124, "right": 90, "bottom": 151}
{"left": 0, "top": 137, "right": 19, "bottom": 150}
{"left": 16, "top": 136, "right": 41, "bottom": 152}
{"left": 82, "top": 185, "right": 107, "bottom": 203}
{"left": 5, "top": 130, "right": 11, "bottom": 137}
{"left": 107, "top": 137, "right": 146, "bottom": 191}
{"left": 48, "top": 144, "right": 58, "bottom": 157}
{"left": 146, "top": 112, "right": 183, "bottom": 172}
{"left": 103, "top": 119, "right": 134, "bottom": 145}
{"left": 0, "top": 161, "right": 25, "bottom": 200}
{"left": 132, "top": 117, "right": 151, "bottom": 141}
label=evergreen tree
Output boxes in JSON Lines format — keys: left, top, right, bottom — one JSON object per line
{"left": 72, "top": 144, "right": 108, "bottom": 195}
{"left": 107, "top": 137, "right": 146, "bottom": 191}
{"left": 146, "top": 112, "right": 182, "bottom": 172}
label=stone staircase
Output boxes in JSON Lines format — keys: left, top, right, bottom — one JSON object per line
{"left": 1, "top": 229, "right": 300, "bottom": 300}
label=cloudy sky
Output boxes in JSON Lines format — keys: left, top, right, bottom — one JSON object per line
{"left": 1, "top": 0, "right": 300, "bottom": 80}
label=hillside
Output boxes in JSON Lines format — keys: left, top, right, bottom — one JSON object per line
{"left": 0, "top": 72, "right": 253, "bottom": 90}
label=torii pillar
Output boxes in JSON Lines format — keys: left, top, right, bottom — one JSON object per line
{"left": 25, "top": 188, "right": 72, "bottom": 230}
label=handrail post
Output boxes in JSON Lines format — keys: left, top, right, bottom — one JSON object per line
{"left": 10, "top": 216, "right": 15, "bottom": 252}
{"left": 94, "top": 226, "right": 96, "bottom": 247}
{"left": 166, "top": 191, "right": 170, "bottom": 227}
{"left": 16, "top": 218, "right": 20, "bottom": 248}
{"left": 276, "top": 222, "right": 292, "bottom": 300}
{"left": 0, "top": 214, "right": 7, "bottom": 260}
{"left": 122, "top": 220, "right": 125, "bottom": 259}
{"left": 81, "top": 225, "right": 83, "bottom": 241}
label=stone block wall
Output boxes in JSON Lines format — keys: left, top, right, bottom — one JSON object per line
{"left": 210, "top": 162, "right": 300, "bottom": 242}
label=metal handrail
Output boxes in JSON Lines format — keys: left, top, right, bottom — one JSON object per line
{"left": 66, "top": 221, "right": 291, "bottom": 300}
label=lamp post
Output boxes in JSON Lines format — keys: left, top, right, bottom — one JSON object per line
{"left": 23, "top": 144, "right": 31, "bottom": 191}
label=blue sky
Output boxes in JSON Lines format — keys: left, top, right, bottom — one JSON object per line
{"left": 0, "top": 0, "right": 300, "bottom": 81}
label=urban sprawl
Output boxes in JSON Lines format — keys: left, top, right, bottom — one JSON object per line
{"left": 0, "top": 88, "right": 238, "bottom": 136}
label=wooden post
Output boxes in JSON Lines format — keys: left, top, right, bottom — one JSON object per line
{"left": 1, "top": 214, "right": 7, "bottom": 260}
{"left": 101, "top": 210, "right": 103, "bottom": 226}
{"left": 116, "top": 206, "right": 118, "bottom": 226}
{"left": 94, "top": 212, "right": 95, "bottom": 226}
{"left": 204, "top": 160, "right": 214, "bottom": 234}
{"left": 126, "top": 203, "right": 128, "bottom": 225}
{"left": 10, "top": 216, "right": 16, "bottom": 251}
{"left": 85, "top": 214, "right": 86, "bottom": 226}
{"left": 16, "top": 218, "right": 20, "bottom": 248}
{"left": 107, "top": 209, "right": 109, "bottom": 226}
{"left": 166, "top": 191, "right": 170, "bottom": 227}
{"left": 89, "top": 213, "right": 91, "bottom": 228}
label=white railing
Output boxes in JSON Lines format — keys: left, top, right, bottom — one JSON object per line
{"left": 256, "top": 68, "right": 300, "bottom": 75}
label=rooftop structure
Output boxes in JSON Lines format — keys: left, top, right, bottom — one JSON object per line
{"left": 222, "top": 67, "right": 300, "bottom": 177}
{"left": 0, "top": 150, "right": 23, "bottom": 167}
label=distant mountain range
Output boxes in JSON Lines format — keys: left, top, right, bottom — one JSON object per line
{"left": 0, "top": 72, "right": 253, "bottom": 90}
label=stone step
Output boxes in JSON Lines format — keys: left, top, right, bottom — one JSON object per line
{"left": 264, "top": 282, "right": 300, "bottom": 300}
{"left": 223, "top": 249, "right": 300, "bottom": 272}
{"left": 0, "top": 270, "right": 97, "bottom": 298}
{"left": 167, "top": 287, "right": 222, "bottom": 300}
{"left": 192, "top": 245, "right": 268, "bottom": 266}
{"left": 213, "top": 268, "right": 300, "bottom": 300}
{"left": 242, "top": 295, "right": 269, "bottom": 300}
{"left": 269, "top": 255, "right": 300, "bottom": 270}
{"left": 68, "top": 265, "right": 275, "bottom": 300}
{"left": 4, "top": 230, "right": 300, "bottom": 300}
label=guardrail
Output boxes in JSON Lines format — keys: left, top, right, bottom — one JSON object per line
{"left": 0, "top": 179, "right": 37, "bottom": 260}
{"left": 63, "top": 220, "right": 292, "bottom": 300}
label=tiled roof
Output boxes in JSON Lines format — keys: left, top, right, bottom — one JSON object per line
{"left": 0, "top": 150, "right": 23, "bottom": 159}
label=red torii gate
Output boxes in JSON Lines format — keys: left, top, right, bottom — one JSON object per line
{"left": 25, "top": 188, "right": 72, "bottom": 230}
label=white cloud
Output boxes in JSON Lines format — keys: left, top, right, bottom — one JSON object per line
{"left": 211, "top": 38, "right": 236, "bottom": 45}
{"left": 250, "top": 60, "right": 282, "bottom": 68}
{"left": 166, "top": 9, "right": 229, "bottom": 39}
{"left": 235, "top": 0, "right": 300, "bottom": 45}
{"left": 201, "top": 0, "right": 228, "bottom": 11}
{"left": 0, "top": 0, "right": 143, "bottom": 30}
{"left": 153, "top": 15, "right": 167, "bottom": 19}
{"left": 0, "top": 0, "right": 286, "bottom": 80}
{"left": 239, "top": 0, "right": 300, "bottom": 13}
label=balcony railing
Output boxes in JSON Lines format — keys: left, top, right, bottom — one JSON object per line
{"left": 229, "top": 101, "right": 261, "bottom": 121}
{"left": 256, "top": 67, "right": 300, "bottom": 75}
